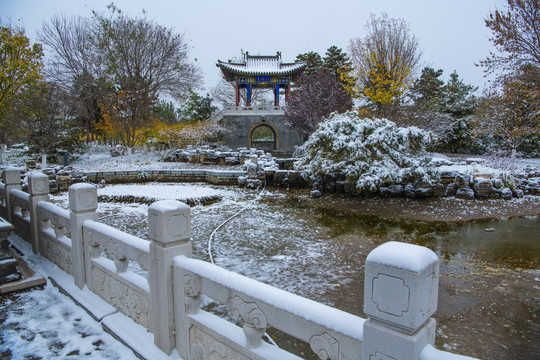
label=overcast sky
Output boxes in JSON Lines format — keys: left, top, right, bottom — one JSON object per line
{"left": 2, "top": 0, "right": 507, "bottom": 92}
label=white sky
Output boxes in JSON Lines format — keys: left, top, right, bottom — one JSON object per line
{"left": 2, "top": 0, "right": 507, "bottom": 92}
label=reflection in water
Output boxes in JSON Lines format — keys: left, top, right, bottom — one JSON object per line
{"left": 316, "top": 210, "right": 540, "bottom": 269}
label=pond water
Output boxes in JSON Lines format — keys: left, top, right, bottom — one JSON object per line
{"left": 50, "top": 184, "right": 540, "bottom": 359}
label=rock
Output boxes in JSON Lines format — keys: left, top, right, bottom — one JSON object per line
{"left": 455, "top": 173, "right": 470, "bottom": 188}
{"left": 513, "top": 189, "right": 524, "bottom": 198}
{"left": 440, "top": 170, "right": 457, "bottom": 184}
{"left": 414, "top": 187, "right": 433, "bottom": 198}
{"left": 473, "top": 178, "right": 493, "bottom": 199}
{"left": 445, "top": 182, "right": 458, "bottom": 197}
{"left": 238, "top": 176, "right": 248, "bottom": 187}
{"left": 56, "top": 175, "right": 71, "bottom": 192}
{"left": 26, "top": 160, "right": 36, "bottom": 169}
{"left": 310, "top": 190, "right": 322, "bottom": 198}
{"left": 493, "top": 178, "right": 504, "bottom": 189}
{"left": 71, "top": 170, "right": 84, "bottom": 179}
{"left": 388, "top": 185, "right": 403, "bottom": 197}
{"left": 246, "top": 179, "right": 263, "bottom": 189}
{"left": 225, "top": 157, "right": 240, "bottom": 166}
{"left": 344, "top": 181, "right": 356, "bottom": 195}
{"left": 378, "top": 187, "right": 390, "bottom": 198}
{"left": 501, "top": 188, "right": 513, "bottom": 200}
{"left": 335, "top": 181, "right": 346, "bottom": 194}
{"left": 490, "top": 188, "right": 502, "bottom": 199}
{"left": 245, "top": 162, "right": 258, "bottom": 179}
{"left": 456, "top": 188, "right": 475, "bottom": 200}
{"left": 42, "top": 168, "right": 56, "bottom": 179}
{"left": 48, "top": 180, "right": 59, "bottom": 194}
{"left": 404, "top": 184, "right": 416, "bottom": 198}
{"left": 432, "top": 183, "right": 445, "bottom": 197}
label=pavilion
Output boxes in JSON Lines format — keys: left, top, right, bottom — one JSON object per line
{"left": 215, "top": 52, "right": 306, "bottom": 154}
{"left": 217, "top": 52, "right": 306, "bottom": 107}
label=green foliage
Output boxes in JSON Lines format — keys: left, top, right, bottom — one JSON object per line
{"left": 410, "top": 67, "right": 445, "bottom": 109}
{"left": 296, "top": 51, "right": 323, "bottom": 76}
{"left": 177, "top": 91, "right": 217, "bottom": 123}
{"left": 155, "top": 100, "right": 179, "bottom": 124}
{"left": 295, "top": 112, "right": 438, "bottom": 193}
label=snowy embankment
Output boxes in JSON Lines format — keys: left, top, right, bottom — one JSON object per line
{"left": 96, "top": 183, "right": 224, "bottom": 206}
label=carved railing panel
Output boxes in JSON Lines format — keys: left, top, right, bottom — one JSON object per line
{"left": 10, "top": 189, "right": 31, "bottom": 242}
{"left": 37, "top": 201, "right": 72, "bottom": 274}
{"left": 82, "top": 220, "right": 151, "bottom": 329}
{"left": 174, "top": 256, "right": 364, "bottom": 360}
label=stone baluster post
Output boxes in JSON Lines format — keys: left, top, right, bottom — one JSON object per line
{"left": 2, "top": 168, "right": 21, "bottom": 223}
{"left": 362, "top": 241, "right": 440, "bottom": 360}
{"left": 27, "top": 173, "right": 50, "bottom": 254}
{"left": 148, "top": 200, "right": 192, "bottom": 355}
{"left": 69, "top": 183, "right": 98, "bottom": 289}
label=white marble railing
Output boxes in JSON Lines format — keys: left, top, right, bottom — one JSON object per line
{"left": 174, "top": 256, "right": 363, "bottom": 359}
{"left": 37, "top": 201, "right": 72, "bottom": 274}
{"left": 82, "top": 219, "right": 151, "bottom": 328}
{"left": 222, "top": 105, "right": 283, "bottom": 113}
{"left": 0, "top": 167, "right": 479, "bottom": 360}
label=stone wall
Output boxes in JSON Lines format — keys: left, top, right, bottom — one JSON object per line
{"left": 219, "top": 108, "right": 303, "bottom": 154}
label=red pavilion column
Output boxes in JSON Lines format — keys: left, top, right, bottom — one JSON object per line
{"left": 235, "top": 82, "right": 240, "bottom": 107}
{"left": 285, "top": 83, "right": 291, "bottom": 105}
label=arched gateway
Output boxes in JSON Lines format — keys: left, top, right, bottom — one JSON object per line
{"left": 215, "top": 52, "right": 306, "bottom": 154}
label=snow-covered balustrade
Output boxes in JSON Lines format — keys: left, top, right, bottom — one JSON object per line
{"left": 0, "top": 169, "right": 480, "bottom": 360}
{"left": 224, "top": 104, "right": 283, "bottom": 113}
{"left": 173, "top": 255, "right": 364, "bottom": 360}
{"left": 37, "top": 201, "right": 72, "bottom": 275}
{"left": 67, "top": 183, "right": 153, "bottom": 330}
{"left": 0, "top": 167, "right": 21, "bottom": 222}
{"left": 81, "top": 218, "right": 152, "bottom": 329}
{"left": 10, "top": 188, "right": 31, "bottom": 242}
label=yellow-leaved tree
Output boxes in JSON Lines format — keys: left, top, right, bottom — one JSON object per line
{"left": 0, "top": 25, "right": 44, "bottom": 142}
{"left": 348, "top": 13, "right": 421, "bottom": 118}
{"left": 98, "top": 89, "right": 156, "bottom": 148}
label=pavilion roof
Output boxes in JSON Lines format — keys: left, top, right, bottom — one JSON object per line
{"left": 217, "top": 52, "right": 306, "bottom": 77}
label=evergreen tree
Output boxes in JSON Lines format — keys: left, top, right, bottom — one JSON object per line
{"left": 410, "top": 67, "right": 445, "bottom": 109}
{"left": 178, "top": 91, "right": 217, "bottom": 123}
{"left": 296, "top": 51, "right": 323, "bottom": 76}
{"left": 323, "top": 46, "right": 350, "bottom": 78}
{"left": 155, "top": 100, "right": 179, "bottom": 124}
{"left": 323, "top": 46, "right": 357, "bottom": 95}
{"left": 437, "top": 72, "right": 479, "bottom": 153}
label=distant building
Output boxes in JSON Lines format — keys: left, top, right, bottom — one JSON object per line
{"left": 215, "top": 52, "right": 306, "bottom": 154}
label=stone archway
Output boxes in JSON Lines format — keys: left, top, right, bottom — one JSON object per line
{"left": 249, "top": 122, "right": 279, "bottom": 151}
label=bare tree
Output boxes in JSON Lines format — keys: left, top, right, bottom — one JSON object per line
{"left": 284, "top": 68, "right": 352, "bottom": 136}
{"left": 93, "top": 4, "right": 202, "bottom": 101}
{"left": 480, "top": 0, "right": 540, "bottom": 74}
{"left": 39, "top": 5, "right": 203, "bottom": 146}
{"left": 348, "top": 13, "right": 422, "bottom": 117}
{"left": 39, "top": 15, "right": 105, "bottom": 142}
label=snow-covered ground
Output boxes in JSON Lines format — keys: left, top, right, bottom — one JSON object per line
{"left": 1, "top": 147, "right": 539, "bottom": 359}
{"left": 0, "top": 278, "right": 139, "bottom": 359}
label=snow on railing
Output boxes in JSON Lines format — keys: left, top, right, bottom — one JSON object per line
{"left": 173, "top": 255, "right": 364, "bottom": 360}
{"left": 0, "top": 168, "right": 480, "bottom": 360}
{"left": 37, "top": 200, "right": 72, "bottom": 274}
{"left": 224, "top": 105, "right": 283, "bottom": 113}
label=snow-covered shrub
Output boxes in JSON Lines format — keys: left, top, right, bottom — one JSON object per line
{"left": 294, "top": 112, "right": 439, "bottom": 193}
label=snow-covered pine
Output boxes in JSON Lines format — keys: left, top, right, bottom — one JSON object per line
{"left": 294, "top": 111, "right": 439, "bottom": 193}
